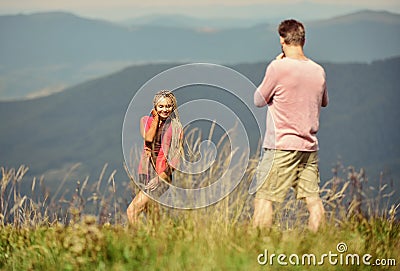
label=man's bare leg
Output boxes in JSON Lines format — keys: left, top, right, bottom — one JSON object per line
{"left": 305, "top": 197, "right": 325, "bottom": 232}
{"left": 253, "top": 198, "right": 273, "bottom": 228}
{"left": 127, "top": 190, "right": 150, "bottom": 225}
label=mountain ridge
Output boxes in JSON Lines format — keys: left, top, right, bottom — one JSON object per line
{"left": 0, "top": 10, "right": 399, "bottom": 100}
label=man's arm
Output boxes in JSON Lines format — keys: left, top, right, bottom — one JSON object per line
{"left": 254, "top": 62, "right": 276, "bottom": 107}
{"left": 254, "top": 88, "right": 268, "bottom": 107}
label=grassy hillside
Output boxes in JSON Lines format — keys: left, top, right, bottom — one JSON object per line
{"left": 0, "top": 165, "right": 398, "bottom": 270}
{"left": 1, "top": 216, "right": 398, "bottom": 270}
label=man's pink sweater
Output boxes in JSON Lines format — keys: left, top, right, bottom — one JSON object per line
{"left": 254, "top": 58, "right": 329, "bottom": 151}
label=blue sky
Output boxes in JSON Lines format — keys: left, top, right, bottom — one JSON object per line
{"left": 0, "top": 0, "right": 399, "bottom": 21}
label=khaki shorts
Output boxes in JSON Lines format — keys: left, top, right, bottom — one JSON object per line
{"left": 255, "top": 149, "right": 321, "bottom": 202}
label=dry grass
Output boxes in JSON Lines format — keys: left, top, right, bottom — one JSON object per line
{"left": 0, "top": 131, "right": 399, "bottom": 270}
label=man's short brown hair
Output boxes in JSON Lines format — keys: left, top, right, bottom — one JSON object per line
{"left": 278, "top": 19, "right": 305, "bottom": 46}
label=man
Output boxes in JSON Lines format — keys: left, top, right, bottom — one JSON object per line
{"left": 253, "top": 19, "right": 328, "bottom": 232}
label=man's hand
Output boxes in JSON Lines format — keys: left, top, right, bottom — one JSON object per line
{"left": 145, "top": 176, "right": 160, "bottom": 191}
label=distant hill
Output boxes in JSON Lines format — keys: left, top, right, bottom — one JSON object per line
{"left": 120, "top": 14, "right": 266, "bottom": 29}
{"left": 0, "top": 10, "right": 399, "bottom": 100}
{"left": 0, "top": 58, "right": 399, "bottom": 204}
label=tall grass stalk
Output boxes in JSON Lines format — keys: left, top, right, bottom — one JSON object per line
{"left": 0, "top": 127, "right": 398, "bottom": 270}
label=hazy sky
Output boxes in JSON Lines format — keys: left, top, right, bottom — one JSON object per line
{"left": 0, "top": 0, "right": 399, "bottom": 21}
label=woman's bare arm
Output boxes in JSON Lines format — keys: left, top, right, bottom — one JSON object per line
{"left": 140, "top": 110, "right": 159, "bottom": 143}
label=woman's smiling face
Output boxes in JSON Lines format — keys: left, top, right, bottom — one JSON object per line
{"left": 155, "top": 97, "right": 173, "bottom": 120}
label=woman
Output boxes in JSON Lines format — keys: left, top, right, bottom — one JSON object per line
{"left": 126, "top": 90, "right": 183, "bottom": 225}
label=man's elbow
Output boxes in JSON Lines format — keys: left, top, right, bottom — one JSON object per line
{"left": 254, "top": 101, "right": 266, "bottom": 107}
{"left": 254, "top": 94, "right": 267, "bottom": 107}
{"left": 254, "top": 89, "right": 268, "bottom": 107}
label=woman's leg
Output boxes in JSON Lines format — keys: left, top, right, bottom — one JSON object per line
{"left": 127, "top": 190, "right": 150, "bottom": 225}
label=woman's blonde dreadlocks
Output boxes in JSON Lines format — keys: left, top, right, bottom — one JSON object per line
{"left": 152, "top": 90, "right": 183, "bottom": 169}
